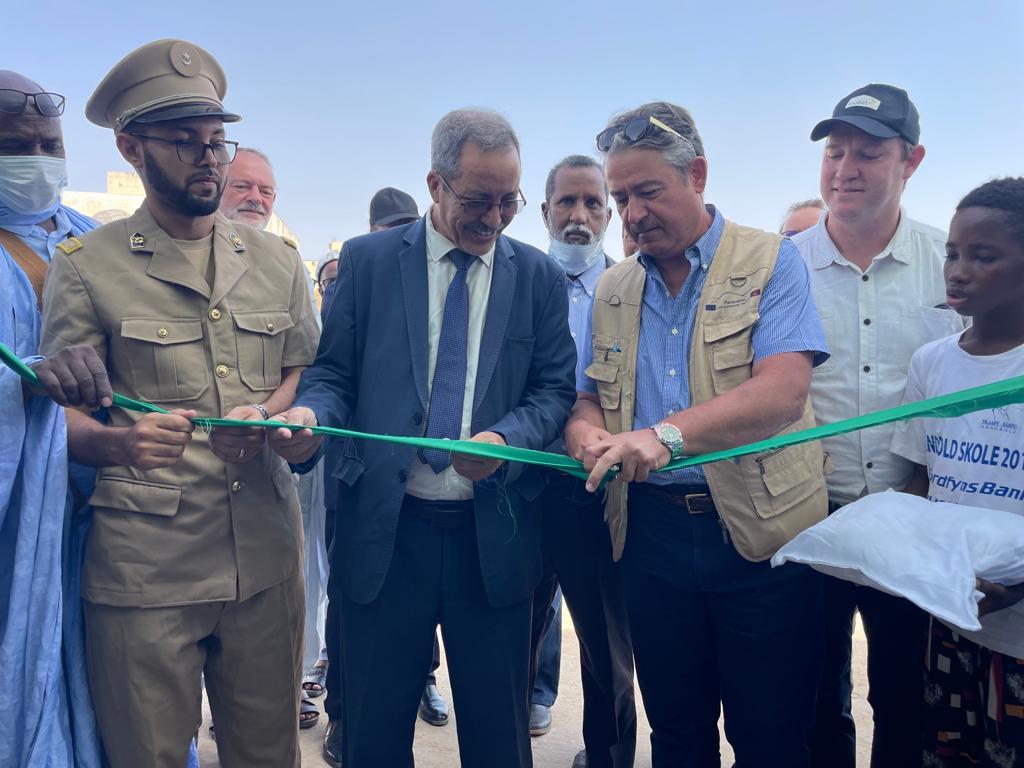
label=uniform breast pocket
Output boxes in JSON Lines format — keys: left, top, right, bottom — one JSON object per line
{"left": 120, "top": 317, "right": 209, "bottom": 403}
{"left": 232, "top": 309, "right": 296, "bottom": 391}
{"left": 704, "top": 311, "right": 758, "bottom": 395}
{"left": 586, "top": 334, "right": 623, "bottom": 411}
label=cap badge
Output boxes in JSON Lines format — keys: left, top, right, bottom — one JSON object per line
{"left": 129, "top": 232, "right": 146, "bottom": 250}
{"left": 846, "top": 95, "right": 881, "bottom": 111}
{"left": 181, "top": 51, "right": 192, "bottom": 67}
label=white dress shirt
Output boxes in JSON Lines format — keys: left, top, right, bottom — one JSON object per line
{"left": 793, "top": 211, "right": 966, "bottom": 504}
{"left": 406, "top": 208, "right": 495, "bottom": 501}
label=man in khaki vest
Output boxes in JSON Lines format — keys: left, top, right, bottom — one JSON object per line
{"left": 39, "top": 40, "right": 319, "bottom": 768}
{"left": 565, "top": 101, "right": 830, "bottom": 767}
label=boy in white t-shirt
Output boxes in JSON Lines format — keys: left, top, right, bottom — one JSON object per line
{"left": 891, "top": 177, "right": 1024, "bottom": 767}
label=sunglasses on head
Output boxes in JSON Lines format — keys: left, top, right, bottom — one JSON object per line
{"left": 0, "top": 89, "right": 66, "bottom": 117}
{"left": 596, "top": 115, "right": 692, "bottom": 153}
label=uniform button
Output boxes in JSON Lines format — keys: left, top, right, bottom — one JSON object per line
{"left": 398, "top": 469, "right": 409, "bottom": 483}
{"left": 208, "top": 308, "right": 222, "bottom": 321}
{"left": 669, "top": 369, "right": 677, "bottom": 376}
{"left": 863, "top": 365, "right": 871, "bottom": 373}
{"left": 216, "top": 364, "right": 230, "bottom": 378}
{"left": 863, "top": 318, "right": 871, "bottom": 326}
{"left": 157, "top": 328, "right": 169, "bottom": 338}
{"left": 865, "top": 462, "right": 874, "bottom": 469}
{"left": 266, "top": 321, "right": 275, "bottom": 331}
{"left": 671, "top": 328, "right": 679, "bottom": 335}
{"left": 412, "top": 412, "right": 423, "bottom": 425}
{"left": 861, "top": 275, "right": 870, "bottom": 282}
{"left": 231, "top": 480, "right": 243, "bottom": 492}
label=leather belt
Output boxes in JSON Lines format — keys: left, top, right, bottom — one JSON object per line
{"left": 632, "top": 483, "right": 717, "bottom": 515}
{"left": 402, "top": 495, "right": 475, "bottom": 529}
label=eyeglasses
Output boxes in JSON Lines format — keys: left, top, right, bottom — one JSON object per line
{"left": 437, "top": 174, "right": 526, "bottom": 217}
{"left": 127, "top": 133, "right": 239, "bottom": 166}
{"left": 319, "top": 277, "right": 336, "bottom": 291}
{"left": 0, "top": 89, "right": 66, "bottom": 117}
{"left": 781, "top": 229, "right": 800, "bottom": 238}
{"left": 596, "top": 115, "right": 693, "bottom": 153}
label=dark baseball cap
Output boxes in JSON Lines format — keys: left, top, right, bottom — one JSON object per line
{"left": 810, "top": 83, "right": 920, "bottom": 145}
{"left": 369, "top": 187, "right": 420, "bottom": 227}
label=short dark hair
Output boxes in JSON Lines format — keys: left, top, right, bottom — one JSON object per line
{"left": 544, "top": 155, "right": 606, "bottom": 203}
{"left": 957, "top": 177, "right": 1024, "bottom": 244}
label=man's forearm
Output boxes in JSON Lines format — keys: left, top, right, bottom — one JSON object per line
{"left": 665, "top": 354, "right": 812, "bottom": 455}
{"left": 568, "top": 395, "right": 607, "bottom": 431}
{"left": 66, "top": 407, "right": 128, "bottom": 467}
{"left": 258, "top": 366, "right": 305, "bottom": 418}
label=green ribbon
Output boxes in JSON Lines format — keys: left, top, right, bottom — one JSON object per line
{"left": 6, "top": 339, "right": 1024, "bottom": 482}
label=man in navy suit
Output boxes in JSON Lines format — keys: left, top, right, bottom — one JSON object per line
{"left": 269, "top": 108, "right": 577, "bottom": 768}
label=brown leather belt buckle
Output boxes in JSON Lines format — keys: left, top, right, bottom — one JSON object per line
{"left": 684, "top": 493, "right": 711, "bottom": 514}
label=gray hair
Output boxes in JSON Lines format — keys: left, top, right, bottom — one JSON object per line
{"left": 600, "top": 101, "right": 704, "bottom": 180}
{"left": 431, "top": 108, "right": 520, "bottom": 180}
{"left": 545, "top": 154, "right": 606, "bottom": 203}
{"left": 236, "top": 146, "right": 273, "bottom": 169}
{"left": 784, "top": 198, "right": 825, "bottom": 217}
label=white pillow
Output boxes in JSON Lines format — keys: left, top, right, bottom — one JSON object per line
{"left": 771, "top": 490, "right": 1024, "bottom": 632}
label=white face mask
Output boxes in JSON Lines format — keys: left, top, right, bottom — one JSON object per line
{"left": 0, "top": 156, "right": 68, "bottom": 215}
{"left": 548, "top": 237, "right": 604, "bottom": 274}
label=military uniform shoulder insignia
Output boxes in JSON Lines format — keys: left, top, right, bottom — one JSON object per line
{"left": 281, "top": 236, "right": 298, "bottom": 250}
{"left": 129, "top": 232, "right": 146, "bottom": 250}
{"left": 229, "top": 231, "right": 245, "bottom": 251}
{"left": 55, "top": 236, "right": 84, "bottom": 255}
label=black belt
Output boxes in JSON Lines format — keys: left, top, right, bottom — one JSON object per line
{"left": 402, "top": 495, "right": 475, "bottom": 529}
{"left": 632, "top": 483, "right": 717, "bottom": 514}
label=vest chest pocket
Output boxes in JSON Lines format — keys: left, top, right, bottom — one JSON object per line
{"left": 120, "top": 318, "right": 208, "bottom": 403}
{"left": 704, "top": 312, "right": 758, "bottom": 395}
{"left": 585, "top": 361, "right": 621, "bottom": 410}
{"left": 232, "top": 309, "right": 295, "bottom": 391}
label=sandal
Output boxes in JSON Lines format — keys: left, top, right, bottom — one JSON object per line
{"left": 302, "top": 663, "right": 329, "bottom": 698}
{"left": 300, "top": 695, "right": 320, "bottom": 729}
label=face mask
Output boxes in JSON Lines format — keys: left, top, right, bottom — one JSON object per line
{"left": 320, "top": 280, "right": 338, "bottom": 322}
{"left": 548, "top": 237, "right": 603, "bottom": 275}
{"left": 0, "top": 156, "right": 68, "bottom": 220}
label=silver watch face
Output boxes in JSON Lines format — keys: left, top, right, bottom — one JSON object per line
{"left": 657, "top": 423, "right": 682, "bottom": 443}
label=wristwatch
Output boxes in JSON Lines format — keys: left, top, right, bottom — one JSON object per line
{"left": 650, "top": 421, "right": 685, "bottom": 459}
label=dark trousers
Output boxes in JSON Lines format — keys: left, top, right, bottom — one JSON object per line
{"left": 531, "top": 587, "right": 562, "bottom": 707}
{"left": 624, "top": 484, "right": 823, "bottom": 768}
{"left": 341, "top": 497, "right": 532, "bottom": 768}
{"left": 810, "top": 574, "right": 928, "bottom": 768}
{"left": 323, "top": 505, "right": 440, "bottom": 723}
{"left": 529, "top": 476, "right": 637, "bottom": 768}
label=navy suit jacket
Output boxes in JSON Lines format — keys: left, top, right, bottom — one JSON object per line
{"left": 296, "top": 217, "right": 576, "bottom": 607}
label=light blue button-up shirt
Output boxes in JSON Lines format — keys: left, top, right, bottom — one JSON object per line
{"left": 568, "top": 257, "right": 605, "bottom": 387}
{"left": 580, "top": 206, "right": 828, "bottom": 485}
{"left": 0, "top": 207, "right": 72, "bottom": 262}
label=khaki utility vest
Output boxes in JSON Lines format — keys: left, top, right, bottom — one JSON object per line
{"left": 586, "top": 220, "right": 827, "bottom": 562}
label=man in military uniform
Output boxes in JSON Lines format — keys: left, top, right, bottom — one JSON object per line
{"left": 39, "top": 40, "right": 319, "bottom": 768}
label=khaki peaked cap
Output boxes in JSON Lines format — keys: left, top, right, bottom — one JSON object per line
{"left": 86, "top": 39, "right": 241, "bottom": 131}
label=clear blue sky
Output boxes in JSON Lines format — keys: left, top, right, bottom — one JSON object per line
{"left": 10, "top": 0, "right": 1024, "bottom": 258}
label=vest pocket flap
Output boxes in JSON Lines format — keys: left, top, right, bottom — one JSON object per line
{"left": 703, "top": 312, "right": 759, "bottom": 343}
{"left": 121, "top": 318, "right": 204, "bottom": 346}
{"left": 585, "top": 360, "right": 619, "bottom": 383}
{"left": 89, "top": 476, "right": 182, "bottom": 517}
{"left": 232, "top": 310, "right": 295, "bottom": 337}
{"left": 757, "top": 448, "right": 813, "bottom": 498}
{"left": 712, "top": 342, "right": 754, "bottom": 370}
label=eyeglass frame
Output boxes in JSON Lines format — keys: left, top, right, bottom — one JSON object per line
{"left": 596, "top": 115, "right": 695, "bottom": 153}
{"left": 0, "top": 89, "right": 66, "bottom": 117}
{"left": 126, "top": 133, "right": 239, "bottom": 166}
{"left": 436, "top": 173, "right": 527, "bottom": 217}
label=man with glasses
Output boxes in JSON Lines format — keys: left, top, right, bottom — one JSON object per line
{"left": 566, "top": 101, "right": 830, "bottom": 767}
{"left": 269, "top": 108, "right": 576, "bottom": 767}
{"left": 780, "top": 198, "right": 825, "bottom": 238}
{"left": 39, "top": 40, "right": 319, "bottom": 768}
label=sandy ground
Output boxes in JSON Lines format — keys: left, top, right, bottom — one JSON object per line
{"left": 197, "top": 615, "right": 872, "bottom": 767}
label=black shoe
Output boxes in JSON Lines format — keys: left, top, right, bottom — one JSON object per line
{"left": 418, "top": 684, "right": 449, "bottom": 726}
{"left": 571, "top": 749, "right": 587, "bottom": 768}
{"left": 322, "top": 720, "right": 343, "bottom": 768}
{"left": 529, "top": 703, "right": 551, "bottom": 736}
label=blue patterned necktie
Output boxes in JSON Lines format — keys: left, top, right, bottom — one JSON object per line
{"left": 419, "top": 248, "right": 476, "bottom": 473}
